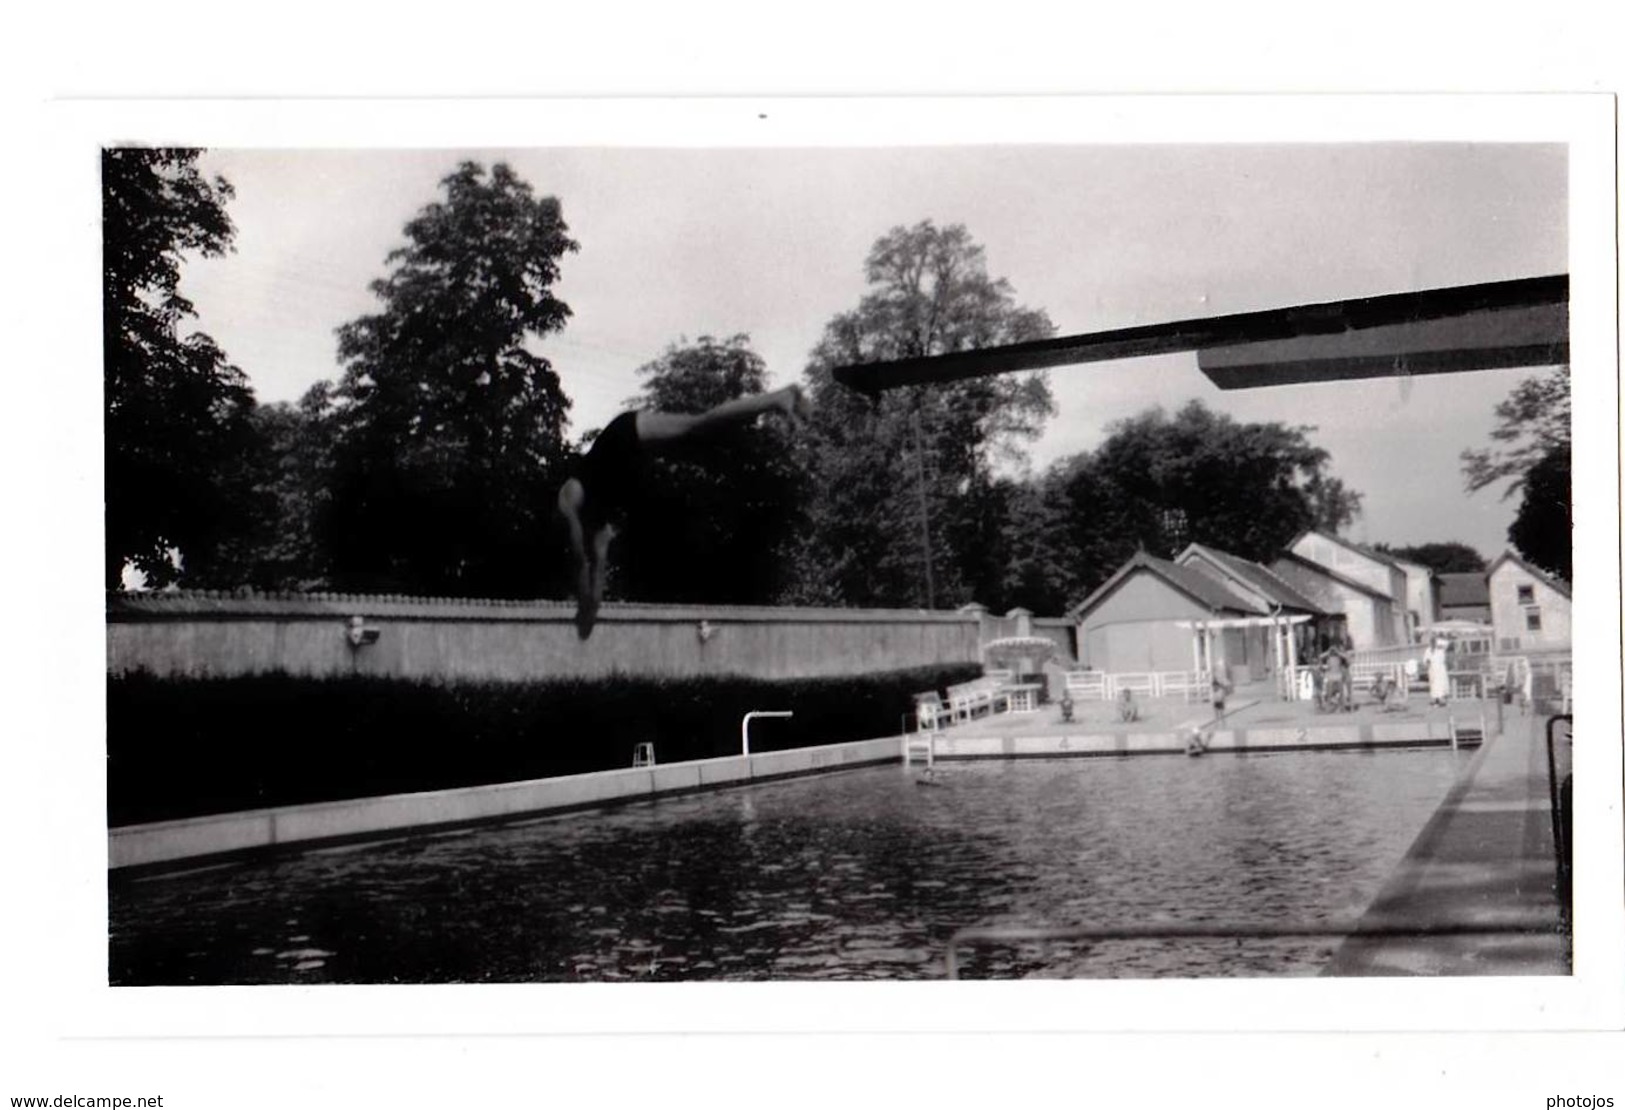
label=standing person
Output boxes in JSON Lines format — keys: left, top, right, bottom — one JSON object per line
{"left": 556, "top": 384, "right": 812, "bottom": 639}
{"left": 1210, "top": 667, "right": 1233, "bottom": 718}
{"left": 1321, "top": 640, "right": 1350, "bottom": 712}
{"left": 1425, "top": 636, "right": 1451, "bottom": 707}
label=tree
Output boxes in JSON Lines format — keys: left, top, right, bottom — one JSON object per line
{"left": 103, "top": 146, "right": 259, "bottom": 589}
{"left": 1372, "top": 541, "right": 1486, "bottom": 574}
{"left": 230, "top": 383, "right": 339, "bottom": 590}
{"left": 1462, "top": 364, "right": 1571, "bottom": 583}
{"left": 1038, "top": 401, "right": 1363, "bottom": 605}
{"left": 324, "top": 162, "right": 579, "bottom": 595}
{"left": 1461, "top": 364, "right": 1571, "bottom": 496}
{"left": 1508, "top": 443, "right": 1571, "bottom": 581}
{"left": 609, "top": 335, "right": 810, "bottom": 604}
{"left": 791, "top": 221, "right": 1056, "bottom": 608}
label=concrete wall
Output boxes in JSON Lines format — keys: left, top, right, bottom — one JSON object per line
{"left": 111, "top": 734, "right": 903, "bottom": 870}
{"left": 107, "top": 592, "right": 987, "bottom": 682}
{"left": 1030, "top": 618, "right": 1076, "bottom": 663}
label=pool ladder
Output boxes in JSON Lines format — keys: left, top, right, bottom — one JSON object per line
{"left": 904, "top": 730, "right": 936, "bottom": 769}
{"left": 1447, "top": 710, "right": 1489, "bottom": 751}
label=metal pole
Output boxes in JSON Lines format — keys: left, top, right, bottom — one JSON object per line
{"left": 741, "top": 710, "right": 794, "bottom": 757}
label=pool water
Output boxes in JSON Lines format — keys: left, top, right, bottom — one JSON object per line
{"left": 109, "top": 749, "right": 1468, "bottom": 983}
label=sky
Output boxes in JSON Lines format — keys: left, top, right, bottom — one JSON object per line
{"left": 182, "top": 143, "right": 1567, "bottom": 559}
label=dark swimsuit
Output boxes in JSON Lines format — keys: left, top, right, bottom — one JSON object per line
{"left": 575, "top": 410, "right": 645, "bottom": 531}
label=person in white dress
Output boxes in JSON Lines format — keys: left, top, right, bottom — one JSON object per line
{"left": 1425, "top": 637, "right": 1451, "bottom": 706}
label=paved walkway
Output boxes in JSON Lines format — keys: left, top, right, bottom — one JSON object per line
{"left": 1323, "top": 710, "right": 1570, "bottom": 976}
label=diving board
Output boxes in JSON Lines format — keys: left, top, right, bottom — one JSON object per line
{"left": 830, "top": 275, "right": 1568, "bottom": 394}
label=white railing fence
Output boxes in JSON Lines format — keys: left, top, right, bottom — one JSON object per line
{"left": 1065, "top": 670, "right": 1212, "bottom": 702}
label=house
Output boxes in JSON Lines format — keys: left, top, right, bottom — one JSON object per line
{"left": 1176, "top": 543, "right": 1326, "bottom": 616}
{"left": 1391, "top": 556, "right": 1442, "bottom": 640}
{"left": 1174, "top": 542, "right": 1328, "bottom": 664}
{"left": 1486, "top": 550, "right": 1571, "bottom": 653}
{"left": 1068, "top": 551, "right": 1263, "bottom": 678}
{"left": 1287, "top": 530, "right": 1411, "bottom": 643}
{"left": 1268, "top": 550, "right": 1400, "bottom": 651}
{"left": 1437, "top": 572, "right": 1492, "bottom": 624}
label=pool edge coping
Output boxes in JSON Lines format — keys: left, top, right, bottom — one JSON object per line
{"left": 107, "top": 719, "right": 1483, "bottom": 876}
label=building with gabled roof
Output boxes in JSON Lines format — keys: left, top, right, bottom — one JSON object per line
{"left": 1486, "top": 550, "right": 1571, "bottom": 653}
{"left": 1067, "top": 551, "right": 1262, "bottom": 677}
{"left": 1175, "top": 542, "right": 1326, "bottom": 616}
{"left": 1268, "top": 549, "right": 1399, "bottom": 650}
{"left": 1067, "top": 549, "right": 1325, "bottom": 684}
{"left": 1389, "top": 555, "right": 1442, "bottom": 641}
{"left": 1286, "top": 529, "right": 1408, "bottom": 643}
{"left": 1437, "top": 572, "right": 1492, "bottom": 623}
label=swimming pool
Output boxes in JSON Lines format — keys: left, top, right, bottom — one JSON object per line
{"left": 109, "top": 748, "right": 1469, "bottom": 982}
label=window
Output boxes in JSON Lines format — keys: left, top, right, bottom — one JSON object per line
{"left": 1517, "top": 584, "right": 1535, "bottom": 604}
{"left": 1526, "top": 609, "right": 1542, "bottom": 632}
{"left": 1499, "top": 636, "right": 1521, "bottom": 651}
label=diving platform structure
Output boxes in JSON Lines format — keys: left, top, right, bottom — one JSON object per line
{"left": 831, "top": 275, "right": 1568, "bottom": 394}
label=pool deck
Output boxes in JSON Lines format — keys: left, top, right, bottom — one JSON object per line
{"left": 1323, "top": 709, "right": 1569, "bottom": 976}
{"left": 913, "top": 684, "right": 1501, "bottom": 759}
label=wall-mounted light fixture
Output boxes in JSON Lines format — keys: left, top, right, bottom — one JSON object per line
{"left": 697, "top": 619, "right": 716, "bottom": 644}
{"left": 346, "top": 615, "right": 381, "bottom": 648}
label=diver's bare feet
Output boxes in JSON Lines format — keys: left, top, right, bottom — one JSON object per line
{"left": 574, "top": 598, "right": 599, "bottom": 640}
{"left": 574, "top": 565, "right": 599, "bottom": 640}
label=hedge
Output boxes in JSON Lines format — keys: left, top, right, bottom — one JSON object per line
{"left": 107, "top": 663, "right": 982, "bottom": 825}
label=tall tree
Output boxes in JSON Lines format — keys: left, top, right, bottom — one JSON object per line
{"left": 792, "top": 221, "right": 1056, "bottom": 608}
{"left": 1036, "top": 401, "right": 1363, "bottom": 607}
{"left": 1461, "top": 364, "right": 1571, "bottom": 496}
{"left": 231, "top": 383, "right": 339, "bottom": 590}
{"left": 1461, "top": 364, "right": 1571, "bottom": 579}
{"left": 610, "top": 335, "right": 809, "bottom": 604}
{"left": 103, "top": 147, "right": 258, "bottom": 589}
{"left": 324, "top": 162, "right": 578, "bottom": 595}
{"left": 1507, "top": 443, "right": 1571, "bottom": 581}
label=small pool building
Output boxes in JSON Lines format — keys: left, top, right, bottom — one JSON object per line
{"left": 1067, "top": 549, "right": 1322, "bottom": 684}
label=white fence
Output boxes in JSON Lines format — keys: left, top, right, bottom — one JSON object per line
{"left": 1065, "top": 670, "right": 1211, "bottom": 702}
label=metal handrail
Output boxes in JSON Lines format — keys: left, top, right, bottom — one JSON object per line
{"left": 740, "top": 710, "right": 793, "bottom": 757}
{"left": 944, "top": 915, "right": 1559, "bottom": 979}
{"left": 1546, "top": 714, "right": 1573, "bottom": 915}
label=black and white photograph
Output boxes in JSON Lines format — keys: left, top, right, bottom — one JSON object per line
{"left": 7, "top": 77, "right": 1623, "bottom": 1110}
{"left": 102, "top": 132, "right": 1589, "bottom": 986}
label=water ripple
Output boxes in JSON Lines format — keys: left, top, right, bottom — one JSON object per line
{"left": 110, "top": 749, "right": 1467, "bottom": 983}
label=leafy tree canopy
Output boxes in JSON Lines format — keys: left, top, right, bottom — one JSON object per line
{"left": 1461, "top": 363, "right": 1571, "bottom": 584}
{"left": 323, "top": 162, "right": 579, "bottom": 595}
{"left": 103, "top": 147, "right": 259, "bottom": 589}
{"left": 1372, "top": 541, "right": 1486, "bottom": 574}
{"left": 1508, "top": 443, "right": 1571, "bottom": 582}
{"left": 1032, "top": 401, "right": 1363, "bottom": 609}
{"left": 611, "top": 336, "right": 810, "bottom": 604}
{"left": 1090, "top": 401, "right": 1360, "bottom": 560}
{"left": 793, "top": 220, "right": 1056, "bottom": 608}
{"left": 1461, "top": 364, "right": 1570, "bottom": 498}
